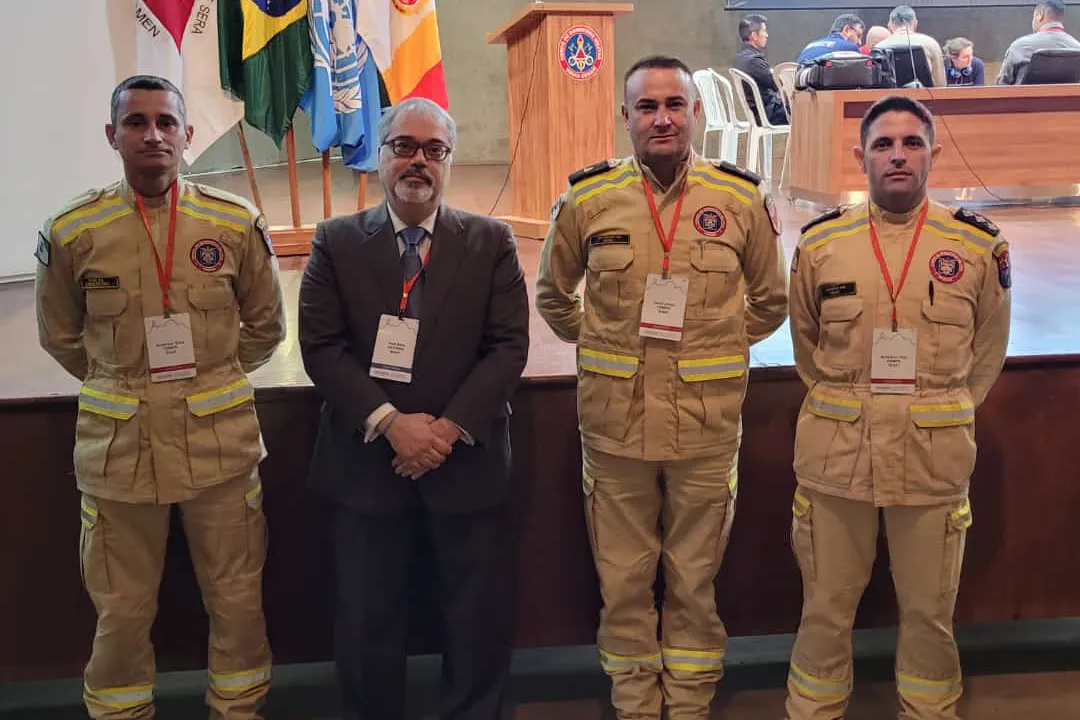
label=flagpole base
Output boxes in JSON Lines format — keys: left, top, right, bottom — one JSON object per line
{"left": 269, "top": 225, "right": 316, "bottom": 256}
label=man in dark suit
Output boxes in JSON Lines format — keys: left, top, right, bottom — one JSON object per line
{"left": 299, "top": 97, "right": 530, "bottom": 720}
{"left": 734, "top": 14, "right": 788, "bottom": 126}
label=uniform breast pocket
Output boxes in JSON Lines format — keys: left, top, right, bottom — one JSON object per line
{"left": 84, "top": 288, "right": 137, "bottom": 365}
{"left": 819, "top": 297, "right": 865, "bottom": 370}
{"left": 586, "top": 245, "right": 636, "bottom": 317}
{"left": 688, "top": 241, "right": 739, "bottom": 319}
{"left": 187, "top": 282, "right": 239, "bottom": 363}
{"left": 920, "top": 300, "right": 973, "bottom": 373}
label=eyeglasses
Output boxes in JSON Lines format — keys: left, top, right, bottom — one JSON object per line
{"left": 383, "top": 137, "right": 452, "bottom": 162}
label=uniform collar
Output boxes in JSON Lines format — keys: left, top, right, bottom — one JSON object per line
{"left": 869, "top": 197, "right": 926, "bottom": 226}
{"left": 634, "top": 151, "right": 694, "bottom": 195}
{"left": 119, "top": 176, "right": 185, "bottom": 209}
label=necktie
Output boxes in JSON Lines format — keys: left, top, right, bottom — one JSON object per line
{"left": 400, "top": 226, "right": 425, "bottom": 317}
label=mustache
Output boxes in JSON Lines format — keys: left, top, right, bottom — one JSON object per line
{"left": 400, "top": 168, "right": 433, "bottom": 183}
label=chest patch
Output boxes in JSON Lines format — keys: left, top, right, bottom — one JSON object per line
{"left": 929, "top": 250, "right": 964, "bottom": 284}
{"left": 693, "top": 206, "right": 727, "bottom": 237}
{"left": 589, "top": 234, "right": 630, "bottom": 247}
{"left": 820, "top": 281, "right": 857, "bottom": 300}
{"left": 191, "top": 238, "right": 225, "bottom": 273}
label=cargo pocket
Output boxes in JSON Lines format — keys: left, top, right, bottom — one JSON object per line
{"left": 907, "top": 401, "right": 977, "bottom": 496}
{"left": 586, "top": 245, "right": 636, "bottom": 317}
{"left": 187, "top": 282, "right": 239, "bottom": 363}
{"left": 819, "top": 298, "right": 865, "bottom": 370}
{"left": 920, "top": 300, "right": 973, "bottom": 373}
{"left": 793, "top": 389, "right": 863, "bottom": 487}
{"left": 940, "top": 499, "right": 972, "bottom": 595}
{"left": 688, "top": 241, "right": 738, "bottom": 319}
{"left": 185, "top": 380, "right": 261, "bottom": 485}
{"left": 577, "top": 347, "right": 638, "bottom": 442}
{"left": 84, "top": 288, "right": 134, "bottom": 365}
{"left": 79, "top": 495, "right": 110, "bottom": 594}
{"left": 74, "top": 387, "right": 140, "bottom": 486}
{"left": 791, "top": 489, "right": 816, "bottom": 583}
{"left": 676, "top": 354, "right": 747, "bottom": 448}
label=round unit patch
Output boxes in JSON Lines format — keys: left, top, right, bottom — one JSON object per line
{"left": 693, "top": 206, "right": 727, "bottom": 237}
{"left": 191, "top": 239, "right": 225, "bottom": 273}
{"left": 558, "top": 25, "right": 603, "bottom": 81}
{"left": 929, "top": 250, "right": 964, "bottom": 283}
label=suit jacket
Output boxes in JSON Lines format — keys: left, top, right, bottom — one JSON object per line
{"left": 733, "top": 43, "right": 787, "bottom": 126}
{"left": 299, "top": 203, "right": 530, "bottom": 514}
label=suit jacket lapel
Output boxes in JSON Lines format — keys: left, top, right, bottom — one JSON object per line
{"left": 418, "top": 205, "right": 466, "bottom": 351}
{"left": 362, "top": 204, "right": 403, "bottom": 315}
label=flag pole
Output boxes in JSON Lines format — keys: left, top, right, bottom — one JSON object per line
{"left": 356, "top": 173, "right": 368, "bottom": 211}
{"left": 285, "top": 128, "right": 302, "bottom": 228}
{"left": 236, "top": 124, "right": 264, "bottom": 215}
{"left": 321, "top": 151, "right": 333, "bottom": 219}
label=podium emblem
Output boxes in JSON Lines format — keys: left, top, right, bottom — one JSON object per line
{"left": 558, "top": 25, "right": 603, "bottom": 81}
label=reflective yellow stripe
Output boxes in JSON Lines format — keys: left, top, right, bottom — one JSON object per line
{"left": 599, "top": 649, "right": 663, "bottom": 672}
{"left": 678, "top": 355, "right": 746, "bottom": 381}
{"left": 177, "top": 201, "right": 247, "bottom": 233}
{"left": 728, "top": 463, "right": 738, "bottom": 494}
{"left": 662, "top": 647, "right": 725, "bottom": 672}
{"left": 910, "top": 401, "right": 974, "bottom": 428}
{"left": 579, "top": 348, "right": 639, "bottom": 378}
{"left": 803, "top": 211, "right": 869, "bottom": 252}
{"left": 925, "top": 218, "right": 994, "bottom": 255}
{"left": 951, "top": 499, "right": 973, "bottom": 530}
{"left": 687, "top": 170, "right": 755, "bottom": 206}
{"left": 573, "top": 169, "right": 637, "bottom": 205}
{"left": 83, "top": 683, "right": 154, "bottom": 710}
{"left": 806, "top": 391, "right": 861, "bottom": 422}
{"left": 788, "top": 662, "right": 851, "bottom": 700}
{"left": 55, "top": 201, "right": 134, "bottom": 245}
{"left": 186, "top": 380, "right": 254, "bottom": 417}
{"left": 792, "top": 489, "right": 810, "bottom": 518}
{"left": 208, "top": 666, "right": 271, "bottom": 692}
{"left": 81, "top": 498, "right": 98, "bottom": 529}
{"left": 78, "top": 386, "right": 139, "bottom": 420}
{"left": 897, "top": 672, "right": 962, "bottom": 701}
{"left": 693, "top": 164, "right": 758, "bottom": 199}
{"left": 245, "top": 480, "right": 264, "bottom": 510}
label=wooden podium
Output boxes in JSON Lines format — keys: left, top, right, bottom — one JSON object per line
{"left": 487, "top": 2, "right": 633, "bottom": 239}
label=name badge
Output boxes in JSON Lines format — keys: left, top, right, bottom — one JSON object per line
{"left": 871, "top": 328, "right": 916, "bottom": 394}
{"left": 144, "top": 313, "right": 197, "bottom": 382}
{"left": 370, "top": 314, "right": 419, "bottom": 383}
{"left": 639, "top": 274, "right": 689, "bottom": 341}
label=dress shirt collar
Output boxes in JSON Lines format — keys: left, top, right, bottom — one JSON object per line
{"left": 387, "top": 202, "right": 438, "bottom": 237}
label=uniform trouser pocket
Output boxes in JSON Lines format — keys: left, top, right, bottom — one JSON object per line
{"left": 81, "top": 496, "right": 170, "bottom": 720}
{"left": 180, "top": 472, "right": 271, "bottom": 716}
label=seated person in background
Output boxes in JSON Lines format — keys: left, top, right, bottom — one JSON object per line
{"left": 997, "top": 0, "right": 1080, "bottom": 84}
{"left": 944, "top": 37, "right": 986, "bottom": 84}
{"left": 875, "top": 5, "right": 947, "bottom": 87}
{"left": 797, "top": 14, "right": 865, "bottom": 64}
{"left": 734, "top": 14, "right": 788, "bottom": 125}
{"left": 862, "top": 25, "right": 892, "bottom": 53}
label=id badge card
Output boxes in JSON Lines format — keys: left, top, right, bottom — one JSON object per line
{"left": 639, "top": 274, "right": 689, "bottom": 341}
{"left": 871, "top": 328, "right": 917, "bottom": 394}
{"left": 145, "top": 313, "right": 197, "bottom": 382}
{"left": 370, "top": 314, "right": 419, "bottom": 383}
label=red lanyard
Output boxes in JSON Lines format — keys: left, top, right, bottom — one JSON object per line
{"left": 642, "top": 176, "right": 686, "bottom": 278}
{"left": 399, "top": 250, "right": 431, "bottom": 316}
{"left": 135, "top": 183, "right": 179, "bottom": 316}
{"left": 868, "top": 200, "right": 928, "bottom": 331}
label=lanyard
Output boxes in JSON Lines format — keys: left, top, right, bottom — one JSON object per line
{"left": 868, "top": 200, "right": 928, "bottom": 331}
{"left": 642, "top": 176, "right": 686, "bottom": 278}
{"left": 135, "top": 183, "right": 179, "bottom": 316}
{"left": 399, "top": 250, "right": 431, "bottom": 316}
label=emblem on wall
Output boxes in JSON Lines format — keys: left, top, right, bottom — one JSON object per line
{"left": 558, "top": 25, "right": 603, "bottom": 81}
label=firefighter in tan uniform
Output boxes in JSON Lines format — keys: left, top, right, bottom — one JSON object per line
{"left": 34, "top": 76, "right": 285, "bottom": 719}
{"left": 536, "top": 55, "right": 788, "bottom": 720}
{"left": 785, "top": 96, "right": 1011, "bottom": 720}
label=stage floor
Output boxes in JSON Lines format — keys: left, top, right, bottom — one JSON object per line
{"left": 4, "top": 164, "right": 1080, "bottom": 401}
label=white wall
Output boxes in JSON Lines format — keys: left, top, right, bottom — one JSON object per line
{"left": 0, "top": 1, "right": 120, "bottom": 280}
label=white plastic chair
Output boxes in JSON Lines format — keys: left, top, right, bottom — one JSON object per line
{"left": 728, "top": 67, "right": 791, "bottom": 190}
{"left": 772, "top": 61, "right": 799, "bottom": 122}
{"left": 692, "top": 69, "right": 748, "bottom": 164}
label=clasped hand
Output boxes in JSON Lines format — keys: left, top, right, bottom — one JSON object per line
{"left": 383, "top": 413, "right": 461, "bottom": 479}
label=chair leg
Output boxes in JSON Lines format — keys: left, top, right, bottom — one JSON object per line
{"left": 779, "top": 133, "right": 790, "bottom": 196}
{"left": 761, "top": 133, "right": 773, "bottom": 186}
{"left": 747, "top": 130, "right": 761, "bottom": 173}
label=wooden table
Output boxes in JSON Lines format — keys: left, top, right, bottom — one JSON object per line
{"left": 787, "top": 84, "right": 1080, "bottom": 206}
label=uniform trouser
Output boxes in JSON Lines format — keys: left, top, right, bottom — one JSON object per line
{"left": 79, "top": 471, "right": 272, "bottom": 719}
{"left": 785, "top": 487, "right": 973, "bottom": 720}
{"left": 582, "top": 446, "right": 738, "bottom": 720}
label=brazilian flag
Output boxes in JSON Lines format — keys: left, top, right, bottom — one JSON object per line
{"left": 219, "top": 0, "right": 313, "bottom": 146}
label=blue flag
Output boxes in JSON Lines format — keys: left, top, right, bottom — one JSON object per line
{"left": 300, "top": 0, "right": 382, "bottom": 171}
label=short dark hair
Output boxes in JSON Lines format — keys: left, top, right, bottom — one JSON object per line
{"left": 859, "top": 95, "right": 935, "bottom": 147}
{"left": 889, "top": 5, "right": 917, "bottom": 27}
{"left": 110, "top": 75, "right": 186, "bottom": 126}
{"left": 623, "top": 55, "right": 694, "bottom": 100}
{"left": 1037, "top": 0, "right": 1066, "bottom": 20}
{"left": 739, "top": 14, "right": 768, "bottom": 42}
{"left": 831, "top": 13, "right": 865, "bottom": 34}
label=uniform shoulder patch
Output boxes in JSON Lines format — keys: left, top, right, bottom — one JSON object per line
{"left": 800, "top": 206, "right": 846, "bottom": 235}
{"left": 953, "top": 207, "right": 999, "bottom": 237}
{"left": 34, "top": 231, "right": 50, "bottom": 266}
{"left": 193, "top": 183, "right": 260, "bottom": 219}
{"left": 568, "top": 159, "right": 618, "bottom": 186}
{"left": 993, "top": 239, "right": 1011, "bottom": 289}
{"left": 709, "top": 160, "right": 761, "bottom": 186}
